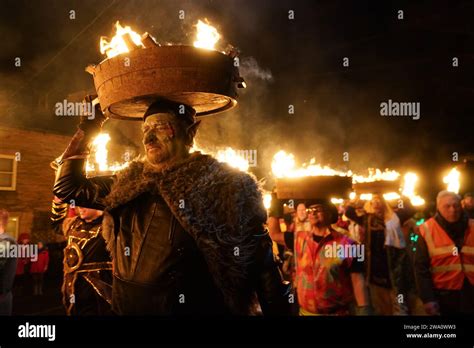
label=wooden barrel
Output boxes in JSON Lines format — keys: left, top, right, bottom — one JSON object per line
{"left": 275, "top": 176, "right": 353, "bottom": 200}
{"left": 352, "top": 180, "right": 401, "bottom": 194}
{"left": 89, "top": 45, "right": 244, "bottom": 120}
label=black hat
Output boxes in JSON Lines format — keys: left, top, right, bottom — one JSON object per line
{"left": 307, "top": 199, "right": 338, "bottom": 224}
{"left": 143, "top": 99, "right": 196, "bottom": 126}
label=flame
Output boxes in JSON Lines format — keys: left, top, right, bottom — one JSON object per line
{"left": 191, "top": 144, "right": 249, "bottom": 172}
{"left": 100, "top": 21, "right": 144, "bottom": 59}
{"left": 93, "top": 133, "right": 111, "bottom": 171}
{"left": 352, "top": 168, "right": 400, "bottom": 183}
{"left": 193, "top": 19, "right": 220, "bottom": 50}
{"left": 271, "top": 151, "right": 351, "bottom": 178}
{"left": 86, "top": 133, "right": 130, "bottom": 174}
{"left": 331, "top": 198, "right": 344, "bottom": 205}
{"left": 383, "top": 192, "right": 401, "bottom": 201}
{"left": 263, "top": 193, "right": 272, "bottom": 210}
{"left": 216, "top": 147, "right": 249, "bottom": 172}
{"left": 402, "top": 172, "right": 425, "bottom": 206}
{"left": 443, "top": 167, "right": 460, "bottom": 194}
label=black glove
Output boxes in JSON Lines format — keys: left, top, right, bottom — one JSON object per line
{"left": 78, "top": 94, "right": 107, "bottom": 140}
{"left": 57, "top": 95, "right": 107, "bottom": 162}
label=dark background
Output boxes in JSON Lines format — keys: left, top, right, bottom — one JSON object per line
{"left": 1, "top": 0, "right": 473, "bottom": 201}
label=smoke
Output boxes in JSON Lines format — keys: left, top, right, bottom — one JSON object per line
{"left": 0, "top": 0, "right": 471, "bottom": 199}
{"left": 239, "top": 57, "right": 273, "bottom": 81}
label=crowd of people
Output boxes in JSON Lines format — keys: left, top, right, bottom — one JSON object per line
{"left": 0, "top": 210, "right": 50, "bottom": 315}
{"left": 1, "top": 96, "right": 474, "bottom": 317}
{"left": 268, "top": 190, "right": 474, "bottom": 316}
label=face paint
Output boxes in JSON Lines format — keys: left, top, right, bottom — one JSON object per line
{"left": 142, "top": 113, "right": 187, "bottom": 168}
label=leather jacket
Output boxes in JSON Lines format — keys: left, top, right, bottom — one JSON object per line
{"left": 53, "top": 158, "right": 291, "bottom": 315}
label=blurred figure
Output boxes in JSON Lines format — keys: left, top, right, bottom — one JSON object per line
{"left": 345, "top": 194, "right": 414, "bottom": 315}
{"left": 415, "top": 191, "right": 474, "bottom": 315}
{"left": 269, "top": 199, "right": 371, "bottom": 315}
{"left": 0, "top": 208, "right": 17, "bottom": 315}
{"left": 51, "top": 197, "right": 112, "bottom": 315}
{"left": 462, "top": 192, "right": 474, "bottom": 219}
{"left": 15, "top": 233, "right": 31, "bottom": 296}
{"left": 30, "top": 241, "right": 49, "bottom": 296}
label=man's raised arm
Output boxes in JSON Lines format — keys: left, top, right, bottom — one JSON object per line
{"left": 52, "top": 95, "right": 114, "bottom": 210}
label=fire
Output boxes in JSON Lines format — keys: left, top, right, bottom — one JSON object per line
{"left": 92, "top": 133, "right": 110, "bottom": 171}
{"left": 216, "top": 147, "right": 249, "bottom": 172}
{"left": 271, "top": 151, "right": 350, "bottom": 178}
{"left": 100, "top": 21, "right": 144, "bottom": 59}
{"left": 443, "top": 167, "right": 460, "bottom": 194}
{"left": 352, "top": 169, "right": 400, "bottom": 183}
{"left": 402, "top": 172, "right": 425, "bottom": 206}
{"left": 86, "top": 133, "right": 130, "bottom": 174}
{"left": 191, "top": 144, "right": 249, "bottom": 172}
{"left": 331, "top": 198, "right": 344, "bottom": 205}
{"left": 383, "top": 192, "right": 401, "bottom": 201}
{"left": 263, "top": 193, "right": 272, "bottom": 210}
{"left": 193, "top": 19, "right": 220, "bottom": 50}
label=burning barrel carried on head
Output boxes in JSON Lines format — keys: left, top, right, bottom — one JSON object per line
{"left": 87, "top": 43, "right": 245, "bottom": 120}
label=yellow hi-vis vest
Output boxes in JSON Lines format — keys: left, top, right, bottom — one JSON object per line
{"left": 419, "top": 218, "right": 474, "bottom": 290}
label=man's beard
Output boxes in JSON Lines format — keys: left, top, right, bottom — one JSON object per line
{"left": 144, "top": 132, "right": 171, "bottom": 167}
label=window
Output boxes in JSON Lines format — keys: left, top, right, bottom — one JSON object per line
{"left": 0, "top": 155, "right": 17, "bottom": 191}
{"left": 6, "top": 216, "right": 19, "bottom": 241}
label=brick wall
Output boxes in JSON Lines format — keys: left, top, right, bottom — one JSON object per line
{"left": 0, "top": 126, "right": 71, "bottom": 242}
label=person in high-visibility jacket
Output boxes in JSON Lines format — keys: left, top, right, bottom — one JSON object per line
{"left": 414, "top": 191, "right": 474, "bottom": 315}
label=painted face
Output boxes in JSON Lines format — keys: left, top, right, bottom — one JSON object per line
{"left": 438, "top": 195, "right": 462, "bottom": 223}
{"left": 142, "top": 113, "right": 184, "bottom": 167}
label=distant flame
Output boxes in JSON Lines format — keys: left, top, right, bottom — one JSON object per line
{"left": 191, "top": 144, "right": 249, "bottom": 172}
{"left": 352, "top": 169, "right": 400, "bottom": 183}
{"left": 100, "top": 21, "right": 144, "bottom": 59}
{"left": 263, "top": 193, "right": 272, "bottom": 210}
{"left": 383, "top": 192, "right": 401, "bottom": 201}
{"left": 92, "top": 133, "right": 110, "bottom": 171}
{"left": 331, "top": 198, "right": 344, "bottom": 205}
{"left": 443, "top": 167, "right": 460, "bottom": 194}
{"left": 86, "top": 133, "right": 130, "bottom": 174}
{"left": 402, "top": 172, "right": 425, "bottom": 206}
{"left": 193, "top": 19, "right": 220, "bottom": 50}
{"left": 271, "top": 150, "right": 351, "bottom": 178}
{"left": 216, "top": 147, "right": 249, "bottom": 172}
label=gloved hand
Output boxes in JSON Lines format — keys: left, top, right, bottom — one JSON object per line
{"left": 78, "top": 94, "right": 107, "bottom": 139}
{"left": 57, "top": 95, "right": 107, "bottom": 162}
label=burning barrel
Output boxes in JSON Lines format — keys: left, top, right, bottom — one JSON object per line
{"left": 352, "top": 179, "right": 401, "bottom": 194}
{"left": 275, "top": 176, "right": 353, "bottom": 200}
{"left": 88, "top": 45, "right": 244, "bottom": 120}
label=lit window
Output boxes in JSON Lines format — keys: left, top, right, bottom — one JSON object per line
{"left": 0, "top": 155, "right": 17, "bottom": 191}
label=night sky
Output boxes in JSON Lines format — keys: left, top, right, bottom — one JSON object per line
{"left": 1, "top": 0, "right": 473, "bottom": 201}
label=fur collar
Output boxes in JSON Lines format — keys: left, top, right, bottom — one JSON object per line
{"left": 102, "top": 152, "right": 267, "bottom": 315}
